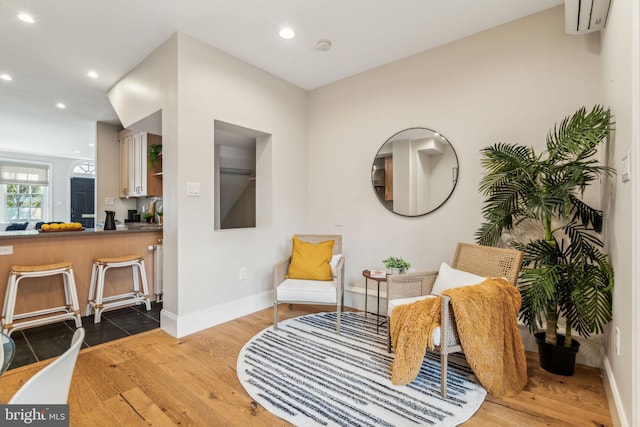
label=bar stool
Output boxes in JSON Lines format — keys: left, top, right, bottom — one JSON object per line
{"left": 2, "top": 261, "right": 82, "bottom": 336}
{"left": 86, "top": 254, "right": 151, "bottom": 323}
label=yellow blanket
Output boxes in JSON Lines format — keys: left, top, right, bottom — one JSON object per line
{"left": 390, "top": 277, "right": 527, "bottom": 398}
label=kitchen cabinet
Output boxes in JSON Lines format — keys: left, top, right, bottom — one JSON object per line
{"left": 118, "top": 129, "right": 162, "bottom": 197}
{"left": 384, "top": 156, "right": 393, "bottom": 201}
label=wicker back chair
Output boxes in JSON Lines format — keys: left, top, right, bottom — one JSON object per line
{"left": 386, "top": 242, "right": 522, "bottom": 397}
{"left": 273, "top": 234, "right": 344, "bottom": 333}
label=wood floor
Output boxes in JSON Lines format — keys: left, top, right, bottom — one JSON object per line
{"left": 0, "top": 305, "right": 613, "bottom": 426}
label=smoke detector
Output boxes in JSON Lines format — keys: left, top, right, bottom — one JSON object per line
{"left": 315, "top": 39, "right": 332, "bottom": 52}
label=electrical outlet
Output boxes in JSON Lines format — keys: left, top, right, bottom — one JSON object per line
{"left": 0, "top": 246, "right": 13, "bottom": 255}
{"left": 615, "top": 327, "right": 620, "bottom": 356}
{"left": 239, "top": 266, "right": 247, "bottom": 280}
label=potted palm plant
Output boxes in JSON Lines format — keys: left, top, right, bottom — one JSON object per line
{"left": 475, "top": 105, "right": 615, "bottom": 375}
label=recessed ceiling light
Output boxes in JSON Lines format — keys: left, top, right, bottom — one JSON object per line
{"left": 56, "top": 103, "right": 66, "bottom": 109}
{"left": 87, "top": 71, "right": 99, "bottom": 79}
{"left": 0, "top": 74, "right": 12, "bottom": 81}
{"left": 17, "top": 13, "right": 35, "bottom": 24}
{"left": 279, "top": 27, "right": 295, "bottom": 40}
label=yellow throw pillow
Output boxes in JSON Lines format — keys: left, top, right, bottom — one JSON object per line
{"left": 286, "top": 237, "right": 335, "bottom": 281}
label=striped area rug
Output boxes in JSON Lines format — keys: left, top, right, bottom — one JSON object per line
{"left": 237, "top": 312, "right": 486, "bottom": 426}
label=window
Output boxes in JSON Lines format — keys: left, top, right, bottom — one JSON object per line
{"left": 72, "top": 161, "right": 95, "bottom": 176}
{"left": 0, "top": 161, "right": 50, "bottom": 222}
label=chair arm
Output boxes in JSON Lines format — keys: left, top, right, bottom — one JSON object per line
{"left": 386, "top": 270, "right": 438, "bottom": 301}
{"left": 334, "top": 256, "right": 345, "bottom": 294}
{"left": 440, "top": 295, "right": 460, "bottom": 348}
{"left": 273, "top": 257, "right": 291, "bottom": 294}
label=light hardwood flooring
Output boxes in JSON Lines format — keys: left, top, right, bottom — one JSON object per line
{"left": 0, "top": 305, "right": 613, "bottom": 426}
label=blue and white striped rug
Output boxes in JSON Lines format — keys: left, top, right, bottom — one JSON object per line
{"left": 237, "top": 312, "right": 486, "bottom": 426}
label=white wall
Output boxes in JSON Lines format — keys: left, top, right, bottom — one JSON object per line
{"left": 109, "top": 33, "right": 308, "bottom": 336}
{"left": 600, "top": 0, "right": 637, "bottom": 425}
{"left": 308, "top": 6, "right": 602, "bottom": 290}
{"left": 109, "top": 34, "right": 179, "bottom": 316}
{"left": 96, "top": 122, "right": 136, "bottom": 225}
{"left": 173, "top": 34, "right": 308, "bottom": 332}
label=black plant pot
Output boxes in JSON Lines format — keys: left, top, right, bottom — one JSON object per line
{"left": 535, "top": 332, "right": 580, "bottom": 376}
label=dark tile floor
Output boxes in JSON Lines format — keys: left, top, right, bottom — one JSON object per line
{"left": 7, "top": 302, "right": 162, "bottom": 371}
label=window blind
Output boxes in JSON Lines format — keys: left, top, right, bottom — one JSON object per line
{"left": 0, "top": 162, "right": 49, "bottom": 185}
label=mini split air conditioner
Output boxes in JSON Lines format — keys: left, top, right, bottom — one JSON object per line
{"left": 565, "top": 0, "right": 612, "bottom": 34}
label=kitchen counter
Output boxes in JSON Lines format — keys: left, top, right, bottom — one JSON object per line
{"left": 0, "top": 224, "right": 163, "bottom": 239}
{"left": 0, "top": 227, "right": 163, "bottom": 316}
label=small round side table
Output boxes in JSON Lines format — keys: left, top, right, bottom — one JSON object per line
{"left": 362, "top": 270, "right": 388, "bottom": 333}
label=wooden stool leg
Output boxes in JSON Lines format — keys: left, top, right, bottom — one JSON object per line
{"left": 2, "top": 274, "right": 19, "bottom": 335}
{"left": 2, "top": 274, "right": 13, "bottom": 330}
{"left": 137, "top": 260, "right": 151, "bottom": 311}
{"left": 86, "top": 262, "right": 98, "bottom": 316}
{"left": 64, "top": 268, "right": 82, "bottom": 328}
{"left": 94, "top": 264, "right": 107, "bottom": 323}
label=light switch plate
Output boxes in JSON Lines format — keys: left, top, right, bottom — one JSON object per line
{"left": 187, "top": 182, "right": 201, "bottom": 197}
{"left": 0, "top": 246, "right": 13, "bottom": 255}
{"left": 621, "top": 151, "right": 631, "bottom": 182}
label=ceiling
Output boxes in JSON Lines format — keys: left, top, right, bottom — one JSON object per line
{"left": 0, "top": 0, "right": 563, "bottom": 160}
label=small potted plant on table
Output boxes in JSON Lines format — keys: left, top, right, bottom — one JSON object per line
{"left": 382, "top": 256, "right": 411, "bottom": 274}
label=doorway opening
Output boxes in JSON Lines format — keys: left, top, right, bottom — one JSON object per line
{"left": 70, "top": 160, "right": 95, "bottom": 228}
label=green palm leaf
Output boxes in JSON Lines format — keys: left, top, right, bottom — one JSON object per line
{"left": 476, "top": 105, "right": 615, "bottom": 345}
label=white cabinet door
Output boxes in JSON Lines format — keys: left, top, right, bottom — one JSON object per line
{"left": 119, "top": 131, "right": 148, "bottom": 197}
{"left": 131, "top": 131, "right": 147, "bottom": 196}
{"left": 119, "top": 135, "right": 131, "bottom": 197}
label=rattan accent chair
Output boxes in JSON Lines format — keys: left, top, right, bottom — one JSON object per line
{"left": 386, "top": 242, "right": 523, "bottom": 397}
{"left": 273, "top": 234, "right": 345, "bottom": 333}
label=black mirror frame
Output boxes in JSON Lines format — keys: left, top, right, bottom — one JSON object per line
{"left": 371, "top": 127, "right": 459, "bottom": 217}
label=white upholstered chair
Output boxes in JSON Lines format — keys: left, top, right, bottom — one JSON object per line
{"left": 386, "top": 243, "right": 522, "bottom": 397}
{"left": 273, "top": 234, "right": 344, "bottom": 333}
{"left": 9, "top": 327, "right": 85, "bottom": 404}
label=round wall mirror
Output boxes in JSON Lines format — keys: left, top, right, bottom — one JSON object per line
{"left": 371, "top": 127, "right": 459, "bottom": 217}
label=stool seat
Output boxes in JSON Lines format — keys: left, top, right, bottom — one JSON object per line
{"left": 11, "top": 262, "right": 72, "bottom": 273}
{"left": 87, "top": 254, "right": 151, "bottom": 323}
{"left": 94, "top": 255, "right": 142, "bottom": 264}
{"left": 3, "top": 262, "right": 82, "bottom": 336}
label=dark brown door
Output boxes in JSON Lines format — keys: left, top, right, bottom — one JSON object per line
{"left": 70, "top": 177, "right": 95, "bottom": 228}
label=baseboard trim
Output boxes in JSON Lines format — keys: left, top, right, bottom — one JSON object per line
{"left": 161, "top": 286, "right": 369, "bottom": 337}
{"left": 160, "top": 291, "right": 272, "bottom": 338}
{"left": 602, "top": 355, "right": 629, "bottom": 427}
{"left": 344, "top": 284, "right": 387, "bottom": 314}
